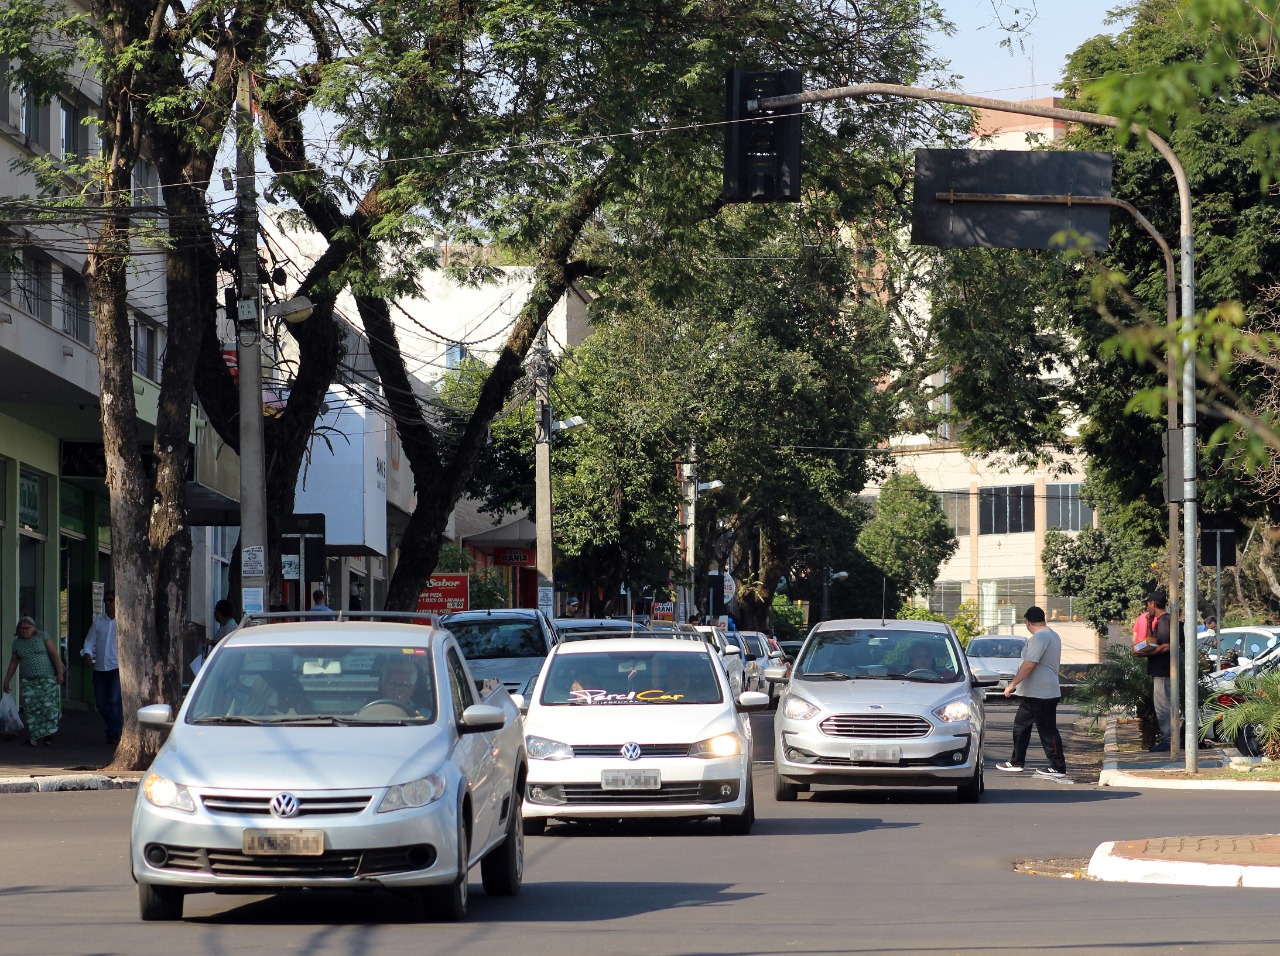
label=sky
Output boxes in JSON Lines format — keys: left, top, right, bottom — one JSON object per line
{"left": 933, "top": 0, "right": 1128, "bottom": 99}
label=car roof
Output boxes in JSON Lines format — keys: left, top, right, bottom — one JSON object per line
{"left": 444, "top": 609, "right": 541, "bottom": 621}
{"left": 811, "top": 618, "right": 952, "bottom": 634}
{"left": 554, "top": 618, "right": 647, "bottom": 630}
{"left": 553, "top": 637, "right": 713, "bottom": 656}
{"left": 225, "top": 621, "right": 437, "bottom": 647}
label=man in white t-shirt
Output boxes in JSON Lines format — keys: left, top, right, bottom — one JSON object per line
{"left": 995, "top": 605, "right": 1068, "bottom": 781}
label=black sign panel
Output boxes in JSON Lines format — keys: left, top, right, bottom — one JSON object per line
{"left": 911, "top": 149, "right": 1113, "bottom": 251}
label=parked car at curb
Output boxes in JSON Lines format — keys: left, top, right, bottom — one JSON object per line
{"left": 442, "top": 608, "right": 558, "bottom": 700}
{"left": 765, "top": 619, "right": 996, "bottom": 803}
{"left": 130, "top": 614, "right": 527, "bottom": 923}
{"left": 520, "top": 637, "right": 769, "bottom": 834}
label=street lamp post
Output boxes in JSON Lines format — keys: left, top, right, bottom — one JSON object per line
{"left": 533, "top": 331, "right": 584, "bottom": 617}
{"left": 820, "top": 569, "right": 848, "bottom": 622}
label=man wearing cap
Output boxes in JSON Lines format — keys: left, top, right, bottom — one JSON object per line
{"left": 1137, "top": 590, "right": 1173, "bottom": 752}
{"left": 564, "top": 597, "right": 581, "bottom": 618}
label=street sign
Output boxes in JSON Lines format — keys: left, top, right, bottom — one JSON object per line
{"left": 241, "top": 546, "right": 265, "bottom": 578}
{"left": 652, "top": 601, "right": 675, "bottom": 621}
{"left": 723, "top": 574, "right": 737, "bottom": 603}
{"left": 538, "top": 585, "right": 554, "bottom": 617}
{"left": 495, "top": 547, "right": 535, "bottom": 567}
{"left": 911, "top": 149, "right": 1113, "bottom": 251}
{"left": 415, "top": 574, "right": 470, "bottom": 614}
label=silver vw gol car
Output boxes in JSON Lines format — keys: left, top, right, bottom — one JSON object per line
{"left": 129, "top": 617, "right": 527, "bottom": 922}
{"left": 765, "top": 619, "right": 996, "bottom": 803}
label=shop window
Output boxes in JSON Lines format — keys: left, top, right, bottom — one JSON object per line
{"left": 978, "top": 577, "right": 1037, "bottom": 628}
{"left": 928, "top": 581, "right": 964, "bottom": 618}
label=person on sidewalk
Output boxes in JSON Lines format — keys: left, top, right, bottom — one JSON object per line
{"left": 81, "top": 591, "right": 122, "bottom": 745}
{"left": 3, "top": 616, "right": 65, "bottom": 746}
{"left": 1137, "top": 590, "right": 1173, "bottom": 752}
{"left": 310, "top": 589, "right": 335, "bottom": 620}
{"left": 995, "top": 605, "right": 1069, "bottom": 780}
{"left": 208, "top": 599, "right": 238, "bottom": 646}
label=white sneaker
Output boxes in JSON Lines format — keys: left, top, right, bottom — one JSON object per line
{"left": 995, "top": 761, "right": 1024, "bottom": 772}
{"left": 1035, "top": 767, "right": 1073, "bottom": 783}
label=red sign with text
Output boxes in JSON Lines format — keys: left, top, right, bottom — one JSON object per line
{"left": 416, "top": 574, "right": 470, "bottom": 616}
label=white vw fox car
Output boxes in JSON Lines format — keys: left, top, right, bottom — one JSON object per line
{"left": 521, "top": 638, "right": 769, "bottom": 834}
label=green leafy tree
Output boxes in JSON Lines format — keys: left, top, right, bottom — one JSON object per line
{"left": 857, "top": 472, "right": 958, "bottom": 601}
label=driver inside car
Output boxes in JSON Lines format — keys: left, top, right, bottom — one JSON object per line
{"left": 905, "top": 642, "right": 956, "bottom": 680}
{"left": 374, "top": 657, "right": 425, "bottom": 716}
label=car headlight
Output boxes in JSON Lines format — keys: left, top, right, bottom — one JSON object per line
{"left": 689, "top": 733, "right": 743, "bottom": 758}
{"left": 526, "top": 734, "right": 575, "bottom": 760}
{"left": 932, "top": 698, "right": 974, "bottom": 722}
{"left": 783, "top": 694, "right": 820, "bottom": 720}
{"left": 378, "top": 772, "right": 447, "bottom": 813}
{"left": 141, "top": 772, "right": 196, "bottom": 813}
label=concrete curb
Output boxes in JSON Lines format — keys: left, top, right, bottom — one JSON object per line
{"left": 1095, "top": 719, "right": 1280, "bottom": 790}
{"left": 0, "top": 773, "right": 139, "bottom": 794}
{"left": 1088, "top": 840, "right": 1280, "bottom": 888}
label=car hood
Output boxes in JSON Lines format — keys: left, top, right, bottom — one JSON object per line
{"left": 789, "top": 677, "right": 967, "bottom": 710}
{"left": 465, "top": 656, "right": 545, "bottom": 687}
{"left": 154, "top": 724, "right": 450, "bottom": 790}
{"left": 967, "top": 655, "right": 1020, "bottom": 674}
{"left": 526, "top": 703, "right": 738, "bottom": 744}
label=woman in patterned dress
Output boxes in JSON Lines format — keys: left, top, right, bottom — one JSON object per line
{"left": 2, "top": 616, "right": 65, "bottom": 746}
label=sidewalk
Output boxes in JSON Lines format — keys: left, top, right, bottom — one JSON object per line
{"left": 0, "top": 706, "right": 141, "bottom": 793}
{"left": 1088, "top": 714, "right": 1280, "bottom": 886}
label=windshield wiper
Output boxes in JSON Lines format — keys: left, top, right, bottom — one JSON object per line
{"left": 190, "top": 715, "right": 274, "bottom": 725}
{"left": 888, "top": 672, "right": 943, "bottom": 682}
{"left": 800, "top": 671, "right": 853, "bottom": 681}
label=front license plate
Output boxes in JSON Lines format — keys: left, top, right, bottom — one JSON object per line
{"left": 601, "top": 770, "right": 661, "bottom": 791}
{"left": 850, "top": 745, "right": 902, "bottom": 763}
{"left": 242, "top": 829, "right": 325, "bottom": 856}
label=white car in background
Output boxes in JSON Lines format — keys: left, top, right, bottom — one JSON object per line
{"left": 965, "top": 636, "right": 1028, "bottom": 698}
{"left": 521, "top": 638, "right": 769, "bottom": 834}
{"left": 693, "top": 625, "right": 746, "bottom": 697}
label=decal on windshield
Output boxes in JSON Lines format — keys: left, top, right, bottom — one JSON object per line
{"left": 568, "top": 688, "right": 686, "bottom": 704}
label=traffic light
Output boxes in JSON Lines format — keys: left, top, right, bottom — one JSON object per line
{"left": 723, "top": 69, "right": 802, "bottom": 203}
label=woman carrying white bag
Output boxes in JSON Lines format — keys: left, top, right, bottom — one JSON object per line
{"left": 2, "top": 616, "right": 65, "bottom": 746}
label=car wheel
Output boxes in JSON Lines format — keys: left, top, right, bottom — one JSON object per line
{"left": 423, "top": 815, "right": 469, "bottom": 922}
{"left": 1237, "top": 722, "right": 1266, "bottom": 758}
{"left": 774, "top": 764, "right": 798, "bottom": 802}
{"left": 957, "top": 757, "right": 984, "bottom": 803}
{"left": 138, "top": 882, "right": 184, "bottom": 922}
{"left": 523, "top": 816, "right": 547, "bottom": 836}
{"left": 721, "top": 775, "right": 755, "bottom": 834}
{"left": 481, "top": 785, "right": 524, "bottom": 896}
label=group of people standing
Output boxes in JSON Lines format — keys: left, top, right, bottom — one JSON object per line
{"left": 2, "top": 591, "right": 119, "bottom": 748}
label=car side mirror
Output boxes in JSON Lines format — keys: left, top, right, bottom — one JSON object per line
{"left": 724, "top": 645, "right": 742, "bottom": 656}
{"left": 459, "top": 703, "right": 507, "bottom": 734}
{"left": 509, "top": 693, "right": 528, "bottom": 715}
{"left": 762, "top": 665, "right": 789, "bottom": 684}
{"left": 970, "top": 672, "right": 1000, "bottom": 688}
{"left": 736, "top": 691, "right": 770, "bottom": 712}
{"left": 768, "top": 651, "right": 784, "bottom": 661}
{"left": 137, "top": 703, "right": 174, "bottom": 730}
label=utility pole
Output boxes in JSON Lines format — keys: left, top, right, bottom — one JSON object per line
{"left": 533, "top": 330, "right": 554, "bottom": 618}
{"left": 235, "top": 64, "right": 268, "bottom": 618}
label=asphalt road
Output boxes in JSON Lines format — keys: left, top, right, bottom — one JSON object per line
{"left": 5, "top": 705, "right": 1279, "bottom": 955}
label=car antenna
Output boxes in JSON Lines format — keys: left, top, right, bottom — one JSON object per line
{"left": 881, "top": 577, "right": 887, "bottom": 627}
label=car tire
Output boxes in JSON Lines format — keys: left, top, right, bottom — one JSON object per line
{"left": 774, "top": 765, "right": 798, "bottom": 802}
{"left": 423, "top": 815, "right": 469, "bottom": 922}
{"left": 1237, "top": 723, "right": 1265, "bottom": 758}
{"left": 481, "top": 784, "right": 524, "bottom": 896}
{"left": 138, "top": 882, "right": 184, "bottom": 921}
{"left": 721, "top": 775, "right": 755, "bottom": 834}
{"left": 957, "top": 757, "right": 984, "bottom": 803}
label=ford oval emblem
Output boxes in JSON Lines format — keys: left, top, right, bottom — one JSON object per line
{"left": 270, "top": 792, "right": 300, "bottom": 818}
{"left": 620, "top": 742, "right": 642, "bottom": 761}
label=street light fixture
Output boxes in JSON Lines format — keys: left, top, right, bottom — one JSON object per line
{"left": 552, "top": 415, "right": 586, "bottom": 434}
{"left": 821, "top": 568, "right": 848, "bottom": 623}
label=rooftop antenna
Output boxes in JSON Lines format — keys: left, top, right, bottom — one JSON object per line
{"left": 881, "top": 577, "right": 887, "bottom": 627}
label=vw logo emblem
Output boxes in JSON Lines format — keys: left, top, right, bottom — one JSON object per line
{"left": 620, "top": 742, "right": 642, "bottom": 761}
{"left": 270, "top": 792, "right": 300, "bottom": 818}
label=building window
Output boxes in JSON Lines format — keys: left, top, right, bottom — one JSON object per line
{"left": 1046, "top": 482, "right": 1094, "bottom": 532}
{"left": 1045, "top": 592, "right": 1082, "bottom": 625}
{"left": 60, "top": 100, "right": 81, "bottom": 160}
{"left": 978, "top": 485, "right": 1035, "bottom": 535}
{"left": 133, "top": 313, "right": 160, "bottom": 380}
{"left": 928, "top": 581, "right": 964, "bottom": 618}
{"left": 978, "top": 577, "right": 1037, "bottom": 628}
{"left": 18, "top": 250, "right": 53, "bottom": 323}
{"left": 445, "top": 342, "right": 470, "bottom": 368}
{"left": 62, "top": 268, "right": 92, "bottom": 344}
{"left": 20, "top": 85, "right": 49, "bottom": 149}
{"left": 936, "top": 489, "right": 970, "bottom": 536}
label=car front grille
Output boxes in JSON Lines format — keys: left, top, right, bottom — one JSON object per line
{"left": 200, "top": 793, "right": 373, "bottom": 816}
{"left": 570, "top": 744, "right": 690, "bottom": 758}
{"left": 146, "top": 844, "right": 435, "bottom": 878}
{"left": 819, "top": 714, "right": 932, "bottom": 738}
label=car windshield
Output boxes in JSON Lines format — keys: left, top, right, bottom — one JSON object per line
{"left": 742, "top": 635, "right": 767, "bottom": 657}
{"left": 445, "top": 620, "right": 545, "bottom": 659}
{"left": 796, "top": 629, "right": 963, "bottom": 682}
{"left": 186, "top": 645, "right": 437, "bottom": 724}
{"left": 539, "top": 650, "right": 723, "bottom": 705}
{"left": 967, "top": 638, "right": 1025, "bottom": 659}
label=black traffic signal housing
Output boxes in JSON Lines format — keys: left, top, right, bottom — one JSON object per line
{"left": 723, "top": 69, "right": 802, "bottom": 202}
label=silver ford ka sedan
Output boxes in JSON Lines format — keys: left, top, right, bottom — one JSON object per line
{"left": 765, "top": 619, "right": 995, "bottom": 803}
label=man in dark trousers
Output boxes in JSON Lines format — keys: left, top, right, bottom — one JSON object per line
{"left": 995, "top": 605, "right": 1069, "bottom": 781}
{"left": 1138, "top": 590, "right": 1173, "bottom": 752}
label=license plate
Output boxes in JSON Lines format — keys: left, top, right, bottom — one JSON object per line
{"left": 601, "top": 770, "right": 661, "bottom": 790}
{"left": 850, "top": 745, "right": 901, "bottom": 763}
{"left": 242, "top": 829, "right": 325, "bottom": 856}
